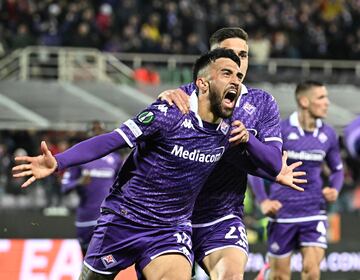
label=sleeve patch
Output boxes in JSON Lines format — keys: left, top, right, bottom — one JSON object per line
{"left": 137, "top": 111, "right": 155, "bottom": 125}
{"left": 124, "top": 119, "right": 143, "bottom": 138}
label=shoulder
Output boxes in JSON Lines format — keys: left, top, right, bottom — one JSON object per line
{"left": 322, "top": 123, "right": 338, "bottom": 139}
{"left": 247, "top": 86, "right": 277, "bottom": 103}
{"left": 145, "top": 100, "right": 184, "bottom": 125}
{"left": 245, "top": 86, "right": 279, "bottom": 114}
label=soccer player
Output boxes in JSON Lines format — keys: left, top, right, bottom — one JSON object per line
{"left": 344, "top": 116, "right": 360, "bottom": 160}
{"left": 252, "top": 81, "right": 344, "bottom": 280}
{"left": 13, "top": 48, "right": 247, "bottom": 280}
{"left": 61, "top": 121, "right": 123, "bottom": 256}
{"left": 158, "top": 27, "right": 305, "bottom": 280}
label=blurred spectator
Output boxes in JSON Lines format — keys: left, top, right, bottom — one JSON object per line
{"left": 1, "top": 0, "right": 360, "bottom": 59}
{"left": 9, "top": 24, "right": 36, "bottom": 49}
{"left": 185, "top": 33, "right": 207, "bottom": 55}
{"left": 248, "top": 30, "right": 271, "bottom": 64}
{"left": 71, "top": 22, "right": 99, "bottom": 48}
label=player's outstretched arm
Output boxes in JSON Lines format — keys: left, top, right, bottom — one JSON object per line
{"left": 12, "top": 141, "right": 57, "bottom": 188}
{"left": 158, "top": 88, "right": 190, "bottom": 114}
{"left": 275, "top": 151, "right": 306, "bottom": 192}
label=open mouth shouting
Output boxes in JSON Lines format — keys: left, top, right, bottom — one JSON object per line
{"left": 223, "top": 88, "right": 239, "bottom": 110}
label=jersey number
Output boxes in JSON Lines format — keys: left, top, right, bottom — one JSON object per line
{"left": 225, "top": 226, "right": 248, "bottom": 247}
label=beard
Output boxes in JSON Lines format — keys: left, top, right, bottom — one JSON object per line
{"left": 209, "top": 83, "right": 234, "bottom": 119}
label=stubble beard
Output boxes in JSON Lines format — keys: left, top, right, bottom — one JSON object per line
{"left": 209, "top": 85, "right": 233, "bottom": 119}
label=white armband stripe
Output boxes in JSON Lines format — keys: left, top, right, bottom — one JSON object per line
{"left": 114, "top": 128, "right": 134, "bottom": 148}
{"left": 264, "top": 137, "right": 283, "bottom": 143}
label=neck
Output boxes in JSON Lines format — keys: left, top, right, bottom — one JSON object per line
{"left": 298, "top": 110, "right": 316, "bottom": 131}
{"left": 198, "top": 94, "right": 221, "bottom": 124}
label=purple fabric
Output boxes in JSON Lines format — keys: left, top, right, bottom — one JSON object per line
{"left": 268, "top": 114, "right": 344, "bottom": 219}
{"left": 267, "top": 219, "right": 328, "bottom": 256}
{"left": 248, "top": 175, "right": 267, "bottom": 203}
{"left": 246, "top": 133, "right": 282, "bottom": 177}
{"left": 192, "top": 217, "right": 248, "bottom": 264}
{"left": 191, "top": 85, "right": 283, "bottom": 224}
{"left": 179, "top": 82, "right": 196, "bottom": 95}
{"left": 61, "top": 152, "right": 122, "bottom": 222}
{"left": 344, "top": 116, "right": 360, "bottom": 159}
{"left": 102, "top": 100, "right": 232, "bottom": 226}
{"left": 55, "top": 131, "right": 127, "bottom": 171}
{"left": 84, "top": 211, "right": 193, "bottom": 273}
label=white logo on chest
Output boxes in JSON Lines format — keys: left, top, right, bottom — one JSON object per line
{"left": 318, "top": 132, "right": 328, "bottom": 143}
{"left": 181, "top": 119, "right": 194, "bottom": 130}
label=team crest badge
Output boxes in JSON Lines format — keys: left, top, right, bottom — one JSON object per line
{"left": 218, "top": 120, "right": 230, "bottom": 135}
{"left": 137, "top": 111, "right": 155, "bottom": 125}
{"left": 318, "top": 132, "right": 328, "bottom": 143}
{"left": 101, "top": 254, "right": 117, "bottom": 268}
{"left": 243, "top": 102, "right": 256, "bottom": 115}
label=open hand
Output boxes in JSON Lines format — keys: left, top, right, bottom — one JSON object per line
{"left": 158, "top": 89, "right": 190, "bottom": 114}
{"left": 12, "top": 141, "right": 58, "bottom": 188}
{"left": 275, "top": 151, "right": 306, "bottom": 192}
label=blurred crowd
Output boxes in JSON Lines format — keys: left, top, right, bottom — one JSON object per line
{"left": 0, "top": 0, "right": 360, "bottom": 60}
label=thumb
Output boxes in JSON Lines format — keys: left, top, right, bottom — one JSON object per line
{"left": 282, "top": 150, "right": 288, "bottom": 164}
{"left": 41, "top": 141, "right": 52, "bottom": 157}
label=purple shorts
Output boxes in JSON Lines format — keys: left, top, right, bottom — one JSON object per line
{"left": 192, "top": 216, "right": 248, "bottom": 265}
{"left": 84, "top": 211, "right": 193, "bottom": 275}
{"left": 267, "top": 219, "right": 328, "bottom": 258}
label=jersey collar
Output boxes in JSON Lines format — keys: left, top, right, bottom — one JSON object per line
{"left": 289, "top": 111, "right": 323, "bottom": 137}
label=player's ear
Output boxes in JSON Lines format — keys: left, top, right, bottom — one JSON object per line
{"left": 298, "top": 95, "right": 309, "bottom": 109}
{"left": 196, "top": 77, "right": 209, "bottom": 94}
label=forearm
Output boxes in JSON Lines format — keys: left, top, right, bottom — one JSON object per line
{"left": 248, "top": 175, "right": 268, "bottom": 203}
{"left": 55, "top": 131, "right": 128, "bottom": 170}
{"left": 245, "top": 133, "right": 282, "bottom": 177}
{"left": 329, "top": 169, "right": 345, "bottom": 192}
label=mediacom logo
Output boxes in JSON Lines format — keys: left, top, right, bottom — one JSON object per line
{"left": 171, "top": 145, "right": 225, "bottom": 163}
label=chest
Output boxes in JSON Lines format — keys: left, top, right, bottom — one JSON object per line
{"left": 283, "top": 129, "right": 330, "bottom": 164}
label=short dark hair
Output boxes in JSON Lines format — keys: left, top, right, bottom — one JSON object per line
{"left": 295, "top": 80, "right": 324, "bottom": 97}
{"left": 192, "top": 48, "right": 241, "bottom": 83}
{"left": 209, "top": 27, "right": 249, "bottom": 48}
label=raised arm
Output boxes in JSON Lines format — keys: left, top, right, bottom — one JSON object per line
{"left": 13, "top": 131, "right": 128, "bottom": 188}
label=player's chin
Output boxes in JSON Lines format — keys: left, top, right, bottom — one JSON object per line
{"left": 220, "top": 107, "right": 234, "bottom": 118}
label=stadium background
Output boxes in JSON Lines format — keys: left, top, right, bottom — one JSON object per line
{"left": 0, "top": 0, "right": 360, "bottom": 279}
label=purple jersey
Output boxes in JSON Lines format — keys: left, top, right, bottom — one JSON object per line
{"left": 344, "top": 116, "right": 360, "bottom": 159}
{"left": 181, "top": 83, "right": 282, "bottom": 224}
{"left": 61, "top": 152, "right": 122, "bottom": 224}
{"left": 268, "top": 112, "right": 344, "bottom": 219}
{"left": 101, "top": 99, "right": 232, "bottom": 226}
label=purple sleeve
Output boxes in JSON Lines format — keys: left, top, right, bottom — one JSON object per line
{"left": 326, "top": 131, "right": 344, "bottom": 191}
{"left": 248, "top": 175, "right": 268, "bottom": 203}
{"left": 245, "top": 133, "right": 282, "bottom": 177}
{"left": 55, "top": 131, "right": 128, "bottom": 171}
{"left": 179, "top": 82, "right": 196, "bottom": 95}
{"left": 226, "top": 146, "right": 276, "bottom": 181}
{"left": 344, "top": 116, "right": 360, "bottom": 159}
